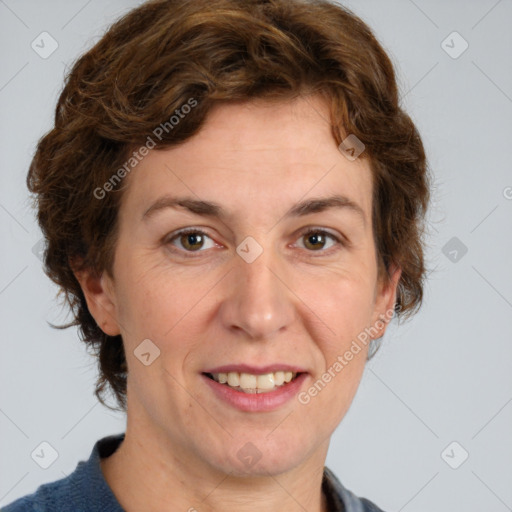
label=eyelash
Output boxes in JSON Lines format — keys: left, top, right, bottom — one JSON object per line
{"left": 165, "top": 227, "right": 345, "bottom": 258}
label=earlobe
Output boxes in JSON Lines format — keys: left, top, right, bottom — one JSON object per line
{"left": 73, "top": 267, "right": 121, "bottom": 337}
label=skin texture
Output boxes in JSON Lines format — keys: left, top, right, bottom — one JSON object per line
{"left": 75, "top": 94, "right": 400, "bottom": 512}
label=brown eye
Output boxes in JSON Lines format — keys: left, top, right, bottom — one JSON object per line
{"left": 297, "top": 229, "right": 342, "bottom": 253}
{"left": 167, "top": 228, "right": 216, "bottom": 253}
{"left": 303, "top": 232, "right": 328, "bottom": 250}
{"left": 179, "top": 232, "right": 205, "bottom": 251}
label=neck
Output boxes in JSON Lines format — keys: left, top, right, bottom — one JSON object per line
{"left": 100, "top": 419, "right": 330, "bottom": 512}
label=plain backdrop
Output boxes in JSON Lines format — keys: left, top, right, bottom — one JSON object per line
{"left": 1, "top": 1, "right": 511, "bottom": 511}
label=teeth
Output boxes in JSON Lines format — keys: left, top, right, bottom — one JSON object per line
{"left": 240, "top": 373, "right": 257, "bottom": 389}
{"left": 257, "top": 373, "right": 275, "bottom": 390}
{"left": 212, "top": 371, "right": 298, "bottom": 393}
{"left": 274, "top": 371, "right": 285, "bottom": 386}
{"left": 227, "top": 372, "right": 239, "bottom": 387}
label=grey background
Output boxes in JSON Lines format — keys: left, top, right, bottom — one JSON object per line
{"left": 1, "top": 1, "right": 511, "bottom": 510}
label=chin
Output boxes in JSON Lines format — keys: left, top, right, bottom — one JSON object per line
{"left": 208, "top": 433, "right": 314, "bottom": 477}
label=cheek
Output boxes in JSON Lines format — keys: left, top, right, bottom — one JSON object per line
{"left": 299, "top": 276, "right": 373, "bottom": 407}
{"left": 302, "top": 270, "right": 376, "bottom": 346}
{"left": 115, "top": 281, "right": 159, "bottom": 338}
{"left": 115, "top": 263, "right": 210, "bottom": 358}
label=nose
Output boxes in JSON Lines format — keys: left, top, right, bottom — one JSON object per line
{"left": 218, "top": 247, "right": 296, "bottom": 340}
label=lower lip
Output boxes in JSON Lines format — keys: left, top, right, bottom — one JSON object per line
{"left": 202, "top": 373, "right": 308, "bottom": 412}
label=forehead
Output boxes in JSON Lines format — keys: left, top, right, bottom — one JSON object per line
{"left": 119, "top": 95, "right": 373, "bottom": 224}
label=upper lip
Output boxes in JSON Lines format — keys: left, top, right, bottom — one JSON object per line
{"left": 203, "top": 364, "right": 307, "bottom": 375}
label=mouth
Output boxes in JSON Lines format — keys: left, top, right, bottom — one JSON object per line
{"left": 202, "top": 371, "right": 304, "bottom": 394}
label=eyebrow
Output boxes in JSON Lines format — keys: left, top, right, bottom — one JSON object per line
{"left": 142, "top": 194, "right": 366, "bottom": 225}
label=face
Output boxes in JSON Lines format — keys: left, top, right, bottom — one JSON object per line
{"left": 81, "top": 94, "right": 400, "bottom": 478}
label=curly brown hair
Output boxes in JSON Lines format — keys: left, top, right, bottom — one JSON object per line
{"left": 27, "top": 0, "right": 430, "bottom": 412}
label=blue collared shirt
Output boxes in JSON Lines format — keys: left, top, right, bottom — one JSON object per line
{"left": 2, "top": 433, "right": 386, "bottom": 512}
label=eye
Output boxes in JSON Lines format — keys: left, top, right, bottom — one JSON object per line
{"left": 165, "top": 227, "right": 345, "bottom": 258}
{"left": 295, "top": 228, "right": 343, "bottom": 254}
{"left": 166, "top": 228, "right": 217, "bottom": 254}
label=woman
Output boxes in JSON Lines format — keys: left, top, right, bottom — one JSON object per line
{"left": 3, "top": 0, "right": 430, "bottom": 510}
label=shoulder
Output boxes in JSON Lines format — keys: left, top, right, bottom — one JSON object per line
{"left": 1, "top": 474, "right": 76, "bottom": 512}
{"left": 323, "top": 466, "right": 388, "bottom": 512}
{"left": 1, "top": 433, "right": 125, "bottom": 512}
{"left": 359, "top": 497, "right": 387, "bottom": 512}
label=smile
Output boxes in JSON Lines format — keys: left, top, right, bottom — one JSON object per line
{"left": 202, "top": 371, "right": 308, "bottom": 412}
{"left": 205, "top": 371, "right": 299, "bottom": 393}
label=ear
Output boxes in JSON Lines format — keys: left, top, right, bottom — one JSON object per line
{"left": 72, "top": 265, "right": 121, "bottom": 337}
{"left": 370, "top": 264, "right": 402, "bottom": 339}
